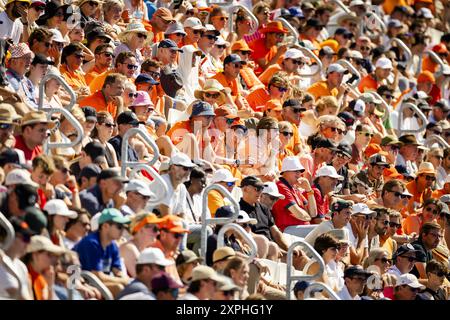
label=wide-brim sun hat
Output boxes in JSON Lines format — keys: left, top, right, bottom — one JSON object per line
{"left": 118, "top": 22, "right": 154, "bottom": 43}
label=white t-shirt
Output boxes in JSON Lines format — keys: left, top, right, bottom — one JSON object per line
{"left": 304, "top": 220, "right": 334, "bottom": 246}
{"left": 0, "top": 256, "right": 31, "bottom": 299}
{"left": 0, "top": 11, "right": 23, "bottom": 44}
{"left": 158, "top": 174, "right": 188, "bottom": 216}
{"left": 344, "top": 222, "right": 368, "bottom": 249}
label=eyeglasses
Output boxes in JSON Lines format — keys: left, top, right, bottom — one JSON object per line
{"left": 292, "top": 108, "right": 305, "bottom": 113}
{"left": 222, "top": 290, "right": 235, "bottom": 297}
{"left": 192, "top": 30, "right": 202, "bottom": 35}
{"left": 186, "top": 10, "right": 195, "bottom": 16}
{"left": 273, "top": 85, "right": 288, "bottom": 93}
{"left": 226, "top": 181, "right": 236, "bottom": 187}
{"left": 204, "top": 92, "right": 220, "bottom": 99}
{"left": 216, "top": 45, "right": 226, "bottom": 49}
{"left": 233, "top": 63, "right": 243, "bottom": 69}
{"left": 102, "top": 52, "right": 115, "bottom": 58}
{"left": 127, "top": 64, "right": 138, "bottom": 70}
{"left": 148, "top": 71, "right": 160, "bottom": 80}
{"left": 378, "top": 219, "right": 390, "bottom": 226}
{"left": 358, "top": 131, "right": 373, "bottom": 137}
{"left": 102, "top": 122, "right": 116, "bottom": 128}
{"left": 428, "top": 232, "right": 444, "bottom": 239}
{"left": 389, "top": 222, "right": 402, "bottom": 229}
{"left": 17, "top": 233, "right": 31, "bottom": 244}
{"left": 360, "top": 46, "right": 371, "bottom": 51}
{"left": 202, "top": 34, "right": 218, "bottom": 41}
{"left": 281, "top": 131, "right": 293, "bottom": 137}
{"left": 0, "top": 123, "right": 13, "bottom": 130}
{"left": 128, "top": 92, "right": 138, "bottom": 98}
{"left": 174, "top": 32, "right": 185, "bottom": 37}
{"left": 425, "top": 207, "right": 439, "bottom": 215}
{"left": 329, "top": 127, "right": 345, "bottom": 134}
{"left": 375, "top": 257, "right": 392, "bottom": 264}
{"left": 388, "top": 190, "right": 410, "bottom": 199}
{"left": 136, "top": 33, "right": 147, "bottom": 39}
{"left": 61, "top": 167, "right": 71, "bottom": 175}
{"left": 423, "top": 175, "right": 436, "bottom": 182}
{"left": 199, "top": 10, "right": 209, "bottom": 16}
{"left": 292, "top": 60, "right": 305, "bottom": 66}
{"left": 88, "top": 1, "right": 99, "bottom": 7}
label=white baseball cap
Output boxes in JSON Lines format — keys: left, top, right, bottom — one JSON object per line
{"left": 137, "top": 247, "right": 174, "bottom": 266}
{"left": 211, "top": 168, "right": 238, "bottom": 183}
{"left": 352, "top": 203, "right": 376, "bottom": 215}
{"left": 395, "top": 273, "right": 425, "bottom": 289}
{"left": 43, "top": 199, "right": 77, "bottom": 218}
{"left": 281, "top": 156, "right": 305, "bottom": 173}
{"left": 183, "top": 17, "right": 206, "bottom": 30}
{"left": 237, "top": 210, "right": 257, "bottom": 225}
{"left": 215, "top": 36, "right": 230, "bottom": 47}
{"left": 375, "top": 57, "right": 393, "bottom": 70}
{"left": 315, "top": 165, "right": 344, "bottom": 180}
{"left": 5, "top": 169, "right": 38, "bottom": 187}
{"left": 327, "top": 63, "right": 348, "bottom": 74}
{"left": 262, "top": 182, "right": 285, "bottom": 199}
{"left": 169, "top": 152, "right": 197, "bottom": 168}
{"left": 50, "top": 28, "right": 68, "bottom": 44}
{"left": 284, "top": 48, "right": 308, "bottom": 61}
{"left": 349, "top": 50, "right": 363, "bottom": 59}
{"left": 418, "top": 8, "right": 433, "bottom": 19}
{"left": 125, "top": 179, "right": 154, "bottom": 197}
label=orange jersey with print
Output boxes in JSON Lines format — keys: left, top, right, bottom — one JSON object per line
{"left": 307, "top": 80, "right": 338, "bottom": 99}
{"left": 166, "top": 120, "right": 191, "bottom": 145}
{"left": 79, "top": 90, "right": 118, "bottom": 119}
{"left": 85, "top": 65, "right": 109, "bottom": 85}
{"left": 258, "top": 63, "right": 282, "bottom": 85}
{"left": 240, "top": 66, "right": 263, "bottom": 89}
{"left": 60, "top": 64, "right": 87, "bottom": 91}
{"left": 249, "top": 38, "right": 277, "bottom": 75}
{"left": 246, "top": 88, "right": 270, "bottom": 111}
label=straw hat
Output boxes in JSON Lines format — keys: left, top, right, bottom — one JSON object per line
{"left": 417, "top": 162, "right": 436, "bottom": 175}
{"left": 118, "top": 22, "right": 154, "bottom": 43}
{"left": 194, "top": 79, "right": 227, "bottom": 104}
{"left": 20, "top": 111, "right": 55, "bottom": 129}
{"left": 0, "top": 103, "right": 21, "bottom": 124}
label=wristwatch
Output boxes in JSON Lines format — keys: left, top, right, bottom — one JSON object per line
{"left": 234, "top": 159, "right": 240, "bottom": 167}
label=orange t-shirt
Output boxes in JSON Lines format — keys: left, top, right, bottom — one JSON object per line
{"left": 60, "top": 64, "right": 87, "bottom": 91}
{"left": 28, "top": 264, "right": 48, "bottom": 300}
{"left": 358, "top": 74, "right": 378, "bottom": 93}
{"left": 432, "top": 189, "right": 446, "bottom": 200}
{"left": 240, "top": 66, "right": 263, "bottom": 89}
{"left": 382, "top": 0, "right": 411, "bottom": 14}
{"left": 258, "top": 64, "right": 282, "bottom": 85}
{"left": 285, "top": 123, "right": 301, "bottom": 155}
{"left": 249, "top": 38, "right": 277, "bottom": 75}
{"left": 406, "top": 180, "right": 432, "bottom": 214}
{"left": 85, "top": 65, "right": 109, "bottom": 85}
{"left": 421, "top": 56, "right": 439, "bottom": 74}
{"left": 307, "top": 80, "right": 338, "bottom": 99}
{"left": 89, "top": 70, "right": 112, "bottom": 94}
{"left": 79, "top": 90, "right": 119, "bottom": 119}
{"left": 212, "top": 72, "right": 240, "bottom": 98}
{"left": 166, "top": 120, "right": 191, "bottom": 145}
{"left": 246, "top": 88, "right": 270, "bottom": 111}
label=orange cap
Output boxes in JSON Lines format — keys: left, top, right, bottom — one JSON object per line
{"left": 231, "top": 40, "right": 253, "bottom": 52}
{"left": 132, "top": 213, "right": 165, "bottom": 233}
{"left": 320, "top": 39, "right": 339, "bottom": 53}
{"left": 364, "top": 143, "right": 388, "bottom": 158}
{"left": 383, "top": 166, "right": 403, "bottom": 180}
{"left": 158, "top": 215, "right": 190, "bottom": 234}
{"left": 265, "top": 99, "right": 283, "bottom": 112}
{"left": 417, "top": 71, "right": 435, "bottom": 84}
{"left": 432, "top": 43, "right": 448, "bottom": 55}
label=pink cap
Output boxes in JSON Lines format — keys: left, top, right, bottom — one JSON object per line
{"left": 130, "top": 91, "right": 153, "bottom": 107}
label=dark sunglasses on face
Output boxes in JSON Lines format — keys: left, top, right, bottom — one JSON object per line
{"left": 389, "top": 222, "right": 402, "bottom": 229}
{"left": 389, "top": 190, "right": 409, "bottom": 199}
{"left": 127, "top": 64, "right": 138, "bottom": 70}
{"left": 329, "top": 127, "right": 344, "bottom": 134}
{"left": 274, "top": 85, "right": 288, "bottom": 92}
{"left": 192, "top": 30, "right": 202, "bottom": 35}
{"left": 43, "top": 41, "right": 52, "bottom": 48}
{"left": 241, "top": 223, "right": 250, "bottom": 229}
{"left": 252, "top": 185, "right": 263, "bottom": 192}
{"left": 75, "top": 53, "right": 85, "bottom": 59}
{"left": 401, "top": 256, "right": 417, "bottom": 262}
{"left": 202, "top": 34, "right": 218, "bottom": 41}
{"left": 378, "top": 219, "right": 390, "bottom": 226}
{"left": 18, "top": 233, "right": 31, "bottom": 244}
{"left": 149, "top": 71, "right": 161, "bottom": 79}
{"left": 239, "top": 50, "right": 251, "bottom": 56}
{"left": 102, "top": 52, "right": 115, "bottom": 58}
{"left": 376, "top": 257, "right": 392, "bottom": 264}
{"left": 216, "top": 45, "right": 226, "bottom": 49}
{"left": 382, "top": 93, "right": 394, "bottom": 99}
{"left": 173, "top": 233, "right": 183, "bottom": 239}
{"left": 423, "top": 175, "right": 436, "bottom": 181}
{"left": 226, "top": 181, "right": 236, "bottom": 187}
{"left": 174, "top": 32, "right": 185, "bottom": 37}
{"left": 137, "top": 33, "right": 147, "bottom": 39}
{"left": 204, "top": 92, "right": 220, "bottom": 99}
{"left": 111, "top": 223, "right": 124, "bottom": 230}
{"left": 102, "top": 122, "right": 116, "bottom": 128}
{"left": 233, "top": 63, "right": 243, "bottom": 69}
{"left": 0, "top": 123, "right": 13, "bottom": 130}
{"left": 425, "top": 207, "right": 439, "bottom": 215}
{"left": 358, "top": 131, "right": 373, "bottom": 137}
{"left": 292, "top": 108, "right": 305, "bottom": 113}
{"left": 360, "top": 46, "right": 370, "bottom": 51}
{"left": 281, "top": 131, "right": 293, "bottom": 137}
{"left": 434, "top": 271, "right": 447, "bottom": 277}
{"left": 292, "top": 59, "right": 305, "bottom": 66}
{"left": 61, "top": 167, "right": 71, "bottom": 174}
{"left": 222, "top": 290, "right": 235, "bottom": 296}
{"left": 268, "top": 195, "right": 279, "bottom": 201}
{"left": 128, "top": 92, "right": 138, "bottom": 98}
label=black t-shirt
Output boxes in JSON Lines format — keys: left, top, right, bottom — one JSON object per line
{"left": 422, "top": 287, "right": 447, "bottom": 300}
{"left": 239, "top": 199, "right": 275, "bottom": 242}
{"left": 410, "top": 238, "right": 433, "bottom": 278}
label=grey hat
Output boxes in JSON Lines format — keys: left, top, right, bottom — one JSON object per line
{"left": 164, "top": 22, "right": 187, "bottom": 36}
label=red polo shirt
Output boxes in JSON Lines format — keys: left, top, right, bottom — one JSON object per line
{"left": 272, "top": 177, "right": 310, "bottom": 232}
{"left": 14, "top": 134, "right": 43, "bottom": 162}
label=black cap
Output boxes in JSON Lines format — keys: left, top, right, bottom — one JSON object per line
{"left": 331, "top": 199, "right": 352, "bottom": 212}
{"left": 315, "top": 138, "right": 338, "bottom": 151}
{"left": 334, "top": 27, "right": 353, "bottom": 38}
{"left": 337, "top": 111, "right": 356, "bottom": 127}
{"left": 9, "top": 216, "right": 37, "bottom": 239}
{"left": 337, "top": 142, "right": 352, "bottom": 158}
{"left": 282, "top": 98, "right": 305, "bottom": 110}
{"left": 24, "top": 206, "right": 47, "bottom": 234}
{"left": 434, "top": 100, "right": 450, "bottom": 112}
{"left": 135, "top": 74, "right": 160, "bottom": 85}
{"left": 86, "top": 27, "right": 112, "bottom": 43}
{"left": 240, "top": 176, "right": 264, "bottom": 188}
{"left": 81, "top": 106, "right": 97, "bottom": 122}
{"left": 32, "top": 54, "right": 55, "bottom": 66}
{"left": 224, "top": 54, "right": 247, "bottom": 66}
{"left": 369, "top": 154, "right": 390, "bottom": 167}
{"left": 79, "top": 163, "right": 101, "bottom": 180}
{"left": 306, "top": 18, "right": 324, "bottom": 29}
{"left": 344, "top": 265, "right": 371, "bottom": 279}
{"left": 0, "top": 148, "right": 22, "bottom": 168}
{"left": 98, "top": 168, "right": 129, "bottom": 183}
{"left": 14, "top": 184, "right": 38, "bottom": 208}
{"left": 158, "top": 39, "right": 183, "bottom": 51}
{"left": 117, "top": 111, "right": 140, "bottom": 126}
{"left": 160, "top": 67, "right": 183, "bottom": 98}
{"left": 215, "top": 205, "right": 234, "bottom": 218}
{"left": 83, "top": 141, "right": 106, "bottom": 163}
{"left": 393, "top": 243, "right": 420, "bottom": 259}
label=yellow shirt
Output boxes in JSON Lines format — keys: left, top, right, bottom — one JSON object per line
{"left": 207, "top": 190, "right": 231, "bottom": 217}
{"left": 307, "top": 80, "right": 338, "bottom": 99}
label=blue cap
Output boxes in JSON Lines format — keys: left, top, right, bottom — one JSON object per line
{"left": 288, "top": 7, "right": 304, "bottom": 18}
{"left": 223, "top": 54, "right": 247, "bottom": 66}
{"left": 215, "top": 205, "right": 234, "bottom": 218}
{"left": 293, "top": 281, "right": 310, "bottom": 293}
{"left": 190, "top": 101, "right": 215, "bottom": 117}
{"left": 158, "top": 39, "right": 183, "bottom": 51}
{"left": 135, "top": 74, "right": 159, "bottom": 85}
{"left": 334, "top": 27, "right": 353, "bottom": 38}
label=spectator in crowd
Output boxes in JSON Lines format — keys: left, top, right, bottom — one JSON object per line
{"left": 181, "top": 265, "right": 221, "bottom": 300}
{"left": 223, "top": 256, "right": 250, "bottom": 300}
{"left": 411, "top": 222, "right": 443, "bottom": 279}
{"left": 63, "top": 209, "right": 91, "bottom": 250}
{"left": 388, "top": 244, "right": 421, "bottom": 277}
{"left": 175, "top": 250, "right": 202, "bottom": 285}
{"left": 393, "top": 274, "right": 425, "bottom": 300}
{"left": 423, "top": 259, "right": 448, "bottom": 300}
{"left": 151, "top": 272, "right": 183, "bottom": 300}
{"left": 337, "top": 265, "right": 371, "bottom": 300}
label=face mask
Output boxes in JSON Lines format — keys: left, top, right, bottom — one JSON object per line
{"left": 342, "top": 129, "right": 355, "bottom": 145}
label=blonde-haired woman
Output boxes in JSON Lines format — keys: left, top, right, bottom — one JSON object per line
{"left": 103, "top": 0, "right": 126, "bottom": 38}
{"left": 120, "top": 213, "right": 165, "bottom": 278}
{"left": 316, "top": 96, "right": 340, "bottom": 116}
{"left": 277, "top": 121, "right": 294, "bottom": 171}
{"left": 317, "top": 115, "right": 346, "bottom": 144}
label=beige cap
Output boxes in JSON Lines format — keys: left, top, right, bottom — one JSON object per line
{"left": 0, "top": 103, "right": 21, "bottom": 124}
{"left": 26, "top": 235, "right": 66, "bottom": 255}
{"left": 213, "top": 246, "right": 236, "bottom": 264}
{"left": 21, "top": 111, "right": 55, "bottom": 128}
{"left": 190, "top": 265, "right": 223, "bottom": 282}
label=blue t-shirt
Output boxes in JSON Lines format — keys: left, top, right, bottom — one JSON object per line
{"left": 74, "top": 231, "right": 121, "bottom": 274}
